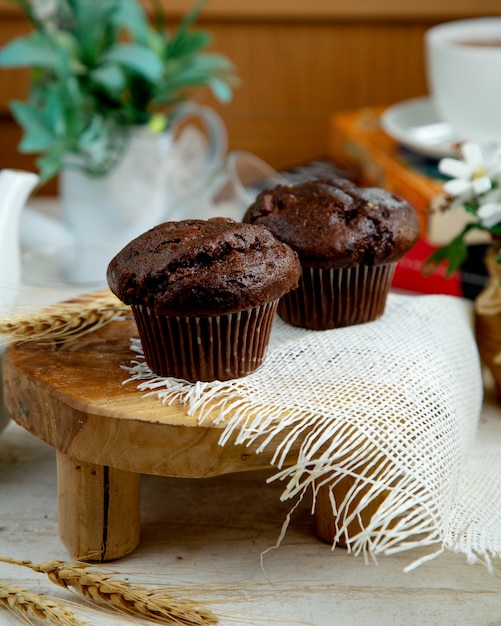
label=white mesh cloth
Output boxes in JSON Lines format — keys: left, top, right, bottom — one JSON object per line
{"left": 125, "top": 293, "right": 498, "bottom": 569}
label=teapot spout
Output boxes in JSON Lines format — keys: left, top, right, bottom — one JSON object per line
{"left": 0, "top": 169, "right": 39, "bottom": 307}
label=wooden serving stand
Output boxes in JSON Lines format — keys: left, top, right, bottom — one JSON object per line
{"left": 3, "top": 318, "right": 357, "bottom": 561}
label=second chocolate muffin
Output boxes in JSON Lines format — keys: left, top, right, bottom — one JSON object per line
{"left": 243, "top": 177, "right": 420, "bottom": 329}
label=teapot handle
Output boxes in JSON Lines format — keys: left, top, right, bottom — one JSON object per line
{"left": 0, "top": 169, "right": 39, "bottom": 306}
{"left": 170, "top": 102, "right": 227, "bottom": 174}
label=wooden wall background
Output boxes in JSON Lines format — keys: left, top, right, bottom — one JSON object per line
{"left": 0, "top": 0, "right": 500, "bottom": 195}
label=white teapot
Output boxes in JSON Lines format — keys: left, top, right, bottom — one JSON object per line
{"left": 0, "top": 168, "right": 39, "bottom": 434}
{"left": 0, "top": 168, "right": 39, "bottom": 307}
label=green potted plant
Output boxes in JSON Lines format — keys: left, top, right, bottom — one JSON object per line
{"left": 0, "top": 0, "right": 238, "bottom": 274}
{"left": 0, "top": 0, "right": 237, "bottom": 183}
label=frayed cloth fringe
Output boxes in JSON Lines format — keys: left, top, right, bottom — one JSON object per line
{"left": 122, "top": 295, "right": 501, "bottom": 571}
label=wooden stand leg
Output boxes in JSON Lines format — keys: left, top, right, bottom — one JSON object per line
{"left": 314, "top": 475, "right": 389, "bottom": 547}
{"left": 57, "top": 452, "right": 141, "bottom": 561}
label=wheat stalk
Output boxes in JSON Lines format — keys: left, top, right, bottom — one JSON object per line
{"left": 0, "top": 582, "right": 86, "bottom": 626}
{"left": 0, "top": 558, "right": 217, "bottom": 625}
{"left": 0, "top": 291, "right": 130, "bottom": 344}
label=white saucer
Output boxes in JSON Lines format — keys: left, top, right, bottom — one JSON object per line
{"left": 380, "top": 96, "right": 461, "bottom": 159}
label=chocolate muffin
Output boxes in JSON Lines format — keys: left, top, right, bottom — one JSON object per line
{"left": 243, "top": 177, "right": 420, "bottom": 329}
{"left": 107, "top": 218, "right": 300, "bottom": 381}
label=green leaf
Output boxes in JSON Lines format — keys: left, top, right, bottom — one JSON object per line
{"left": 155, "top": 54, "right": 236, "bottom": 105}
{"left": 52, "top": 32, "right": 86, "bottom": 74}
{"left": 103, "top": 43, "right": 163, "bottom": 82}
{"left": 3, "top": 31, "right": 83, "bottom": 82}
{"left": 72, "top": 0, "right": 117, "bottom": 39}
{"left": 111, "top": 0, "right": 150, "bottom": 43}
{"left": 36, "top": 144, "right": 67, "bottom": 184}
{"left": 70, "top": 0, "right": 120, "bottom": 65}
{"left": 177, "top": 0, "right": 209, "bottom": 32}
{"left": 148, "top": 0, "right": 168, "bottom": 34}
{"left": 90, "top": 63, "right": 126, "bottom": 92}
{"left": 76, "top": 116, "right": 126, "bottom": 175}
{"left": 489, "top": 223, "right": 501, "bottom": 237}
{"left": 145, "top": 29, "right": 166, "bottom": 58}
{"left": 168, "top": 54, "right": 234, "bottom": 82}
{"left": 167, "top": 30, "right": 212, "bottom": 58}
{"left": 200, "top": 53, "right": 236, "bottom": 71}
{"left": 10, "top": 101, "right": 56, "bottom": 152}
{"left": 165, "top": 0, "right": 210, "bottom": 59}
{"left": 423, "top": 223, "right": 480, "bottom": 277}
{"left": 42, "top": 77, "right": 88, "bottom": 143}
{"left": 43, "top": 86, "right": 68, "bottom": 137}
{"left": 208, "top": 76, "right": 233, "bottom": 103}
{"left": 0, "top": 33, "right": 58, "bottom": 69}
{"left": 463, "top": 200, "right": 480, "bottom": 216}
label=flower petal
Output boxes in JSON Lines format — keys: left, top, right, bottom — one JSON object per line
{"left": 443, "top": 178, "right": 472, "bottom": 197}
{"left": 438, "top": 157, "right": 470, "bottom": 179}
{"left": 472, "top": 175, "right": 492, "bottom": 196}
{"left": 477, "top": 201, "right": 501, "bottom": 228}
{"left": 481, "top": 188, "right": 501, "bottom": 204}
{"left": 462, "top": 142, "right": 484, "bottom": 168}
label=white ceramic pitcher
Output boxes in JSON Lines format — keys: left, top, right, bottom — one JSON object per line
{"left": 59, "top": 102, "right": 227, "bottom": 249}
{"left": 20, "top": 103, "right": 227, "bottom": 286}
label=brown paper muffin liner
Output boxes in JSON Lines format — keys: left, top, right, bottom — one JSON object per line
{"left": 277, "top": 263, "right": 396, "bottom": 330}
{"left": 131, "top": 299, "right": 279, "bottom": 382}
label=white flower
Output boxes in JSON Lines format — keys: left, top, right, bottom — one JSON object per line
{"left": 438, "top": 142, "right": 501, "bottom": 203}
{"left": 477, "top": 188, "right": 501, "bottom": 229}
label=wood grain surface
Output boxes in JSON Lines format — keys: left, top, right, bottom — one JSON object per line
{"left": 3, "top": 319, "right": 299, "bottom": 480}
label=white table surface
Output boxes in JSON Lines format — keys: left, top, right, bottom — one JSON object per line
{"left": 1, "top": 389, "right": 501, "bottom": 626}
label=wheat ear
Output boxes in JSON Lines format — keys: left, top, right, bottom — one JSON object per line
{"left": 0, "top": 582, "right": 86, "bottom": 626}
{"left": 0, "top": 558, "right": 217, "bottom": 625}
{"left": 0, "top": 291, "right": 130, "bottom": 344}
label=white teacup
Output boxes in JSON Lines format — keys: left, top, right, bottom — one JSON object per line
{"left": 425, "top": 17, "right": 501, "bottom": 143}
